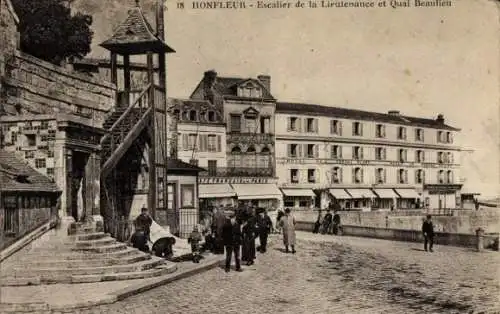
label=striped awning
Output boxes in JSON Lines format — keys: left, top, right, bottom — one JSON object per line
{"left": 281, "top": 189, "right": 315, "bottom": 197}
{"left": 373, "top": 189, "right": 399, "bottom": 199}
{"left": 199, "top": 184, "right": 235, "bottom": 198}
{"left": 346, "top": 189, "right": 376, "bottom": 199}
{"left": 232, "top": 184, "right": 282, "bottom": 200}
{"left": 329, "top": 189, "right": 351, "bottom": 200}
{"left": 395, "top": 189, "right": 420, "bottom": 199}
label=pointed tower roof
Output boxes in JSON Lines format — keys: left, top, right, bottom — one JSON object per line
{"left": 100, "top": 1, "right": 175, "bottom": 55}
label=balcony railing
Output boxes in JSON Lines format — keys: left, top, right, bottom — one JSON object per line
{"left": 199, "top": 167, "right": 274, "bottom": 177}
{"left": 227, "top": 133, "right": 274, "bottom": 145}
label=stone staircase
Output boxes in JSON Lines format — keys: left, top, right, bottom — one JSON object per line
{"left": 0, "top": 221, "right": 177, "bottom": 286}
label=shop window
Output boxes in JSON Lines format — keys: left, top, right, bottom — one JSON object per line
{"left": 284, "top": 197, "right": 294, "bottom": 208}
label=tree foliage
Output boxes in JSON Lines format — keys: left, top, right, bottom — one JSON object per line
{"left": 11, "top": 0, "right": 93, "bottom": 65}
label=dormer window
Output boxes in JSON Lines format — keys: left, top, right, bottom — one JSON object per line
{"left": 189, "top": 110, "right": 197, "bottom": 121}
{"left": 238, "top": 81, "right": 262, "bottom": 98}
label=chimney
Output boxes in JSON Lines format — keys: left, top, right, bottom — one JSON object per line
{"left": 436, "top": 114, "right": 445, "bottom": 124}
{"left": 388, "top": 110, "right": 400, "bottom": 116}
{"left": 155, "top": 0, "right": 165, "bottom": 39}
{"left": 203, "top": 70, "right": 217, "bottom": 103}
{"left": 257, "top": 74, "right": 271, "bottom": 93}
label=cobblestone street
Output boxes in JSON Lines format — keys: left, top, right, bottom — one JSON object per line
{"left": 73, "top": 232, "right": 500, "bottom": 314}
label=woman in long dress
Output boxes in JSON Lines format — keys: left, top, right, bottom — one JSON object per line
{"left": 279, "top": 208, "right": 296, "bottom": 254}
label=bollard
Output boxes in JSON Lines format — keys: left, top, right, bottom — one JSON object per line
{"left": 476, "top": 228, "right": 485, "bottom": 252}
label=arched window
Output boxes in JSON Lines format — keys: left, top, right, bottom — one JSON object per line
{"left": 208, "top": 111, "right": 216, "bottom": 122}
{"left": 261, "top": 146, "right": 270, "bottom": 154}
{"left": 231, "top": 146, "right": 241, "bottom": 154}
{"left": 246, "top": 145, "right": 256, "bottom": 153}
{"left": 230, "top": 146, "right": 242, "bottom": 168}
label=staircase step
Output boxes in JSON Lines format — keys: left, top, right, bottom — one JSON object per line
{"left": 71, "top": 263, "right": 177, "bottom": 284}
{"left": 14, "top": 253, "right": 152, "bottom": 269}
{"left": 70, "top": 232, "right": 110, "bottom": 241}
{"left": 9, "top": 257, "right": 165, "bottom": 277}
{"left": 73, "top": 243, "right": 128, "bottom": 253}
{"left": 15, "top": 246, "right": 142, "bottom": 261}
{"left": 74, "top": 237, "right": 117, "bottom": 248}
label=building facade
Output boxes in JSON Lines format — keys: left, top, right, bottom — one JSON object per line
{"left": 187, "top": 71, "right": 282, "bottom": 210}
{"left": 275, "top": 103, "right": 462, "bottom": 211}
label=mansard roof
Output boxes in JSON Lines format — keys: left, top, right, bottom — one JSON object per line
{"left": 100, "top": 4, "right": 174, "bottom": 55}
{"left": 0, "top": 150, "right": 60, "bottom": 193}
{"left": 276, "top": 102, "right": 460, "bottom": 131}
{"left": 190, "top": 75, "right": 275, "bottom": 101}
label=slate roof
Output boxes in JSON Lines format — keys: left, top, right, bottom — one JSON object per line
{"left": 167, "top": 159, "right": 205, "bottom": 173}
{"left": 0, "top": 150, "right": 60, "bottom": 193}
{"left": 100, "top": 5, "right": 174, "bottom": 54}
{"left": 190, "top": 75, "right": 275, "bottom": 100}
{"left": 276, "top": 102, "right": 460, "bottom": 131}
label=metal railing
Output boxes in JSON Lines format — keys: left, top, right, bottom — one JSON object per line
{"left": 199, "top": 166, "right": 274, "bottom": 177}
{"left": 227, "top": 133, "right": 274, "bottom": 145}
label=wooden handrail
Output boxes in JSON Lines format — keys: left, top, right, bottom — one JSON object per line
{"left": 101, "top": 83, "right": 152, "bottom": 144}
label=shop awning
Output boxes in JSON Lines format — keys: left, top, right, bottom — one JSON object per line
{"left": 373, "top": 189, "right": 399, "bottom": 199}
{"left": 199, "top": 184, "right": 235, "bottom": 198}
{"left": 232, "top": 184, "right": 283, "bottom": 200}
{"left": 281, "top": 188, "right": 315, "bottom": 197}
{"left": 346, "top": 189, "right": 376, "bottom": 199}
{"left": 329, "top": 189, "right": 351, "bottom": 200}
{"left": 395, "top": 189, "right": 420, "bottom": 199}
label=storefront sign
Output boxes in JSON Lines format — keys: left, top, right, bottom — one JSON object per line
{"left": 198, "top": 177, "right": 272, "bottom": 184}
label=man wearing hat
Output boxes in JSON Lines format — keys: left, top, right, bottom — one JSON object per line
{"left": 222, "top": 210, "right": 243, "bottom": 272}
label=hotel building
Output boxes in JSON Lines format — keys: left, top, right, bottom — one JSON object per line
{"left": 275, "top": 103, "right": 462, "bottom": 211}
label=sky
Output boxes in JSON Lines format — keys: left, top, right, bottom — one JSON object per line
{"left": 75, "top": 0, "right": 500, "bottom": 199}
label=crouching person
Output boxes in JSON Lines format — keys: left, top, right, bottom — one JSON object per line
{"left": 188, "top": 226, "right": 203, "bottom": 263}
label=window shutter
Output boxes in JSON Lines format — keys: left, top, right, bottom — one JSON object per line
{"left": 314, "top": 144, "right": 319, "bottom": 158}
{"left": 415, "top": 170, "right": 418, "bottom": 184}
{"left": 287, "top": 118, "right": 291, "bottom": 131}
{"left": 314, "top": 119, "right": 319, "bottom": 132}
{"left": 339, "top": 121, "right": 343, "bottom": 136}
{"left": 330, "top": 121, "right": 334, "bottom": 134}
{"left": 352, "top": 147, "right": 356, "bottom": 159}
{"left": 204, "top": 135, "right": 209, "bottom": 152}
{"left": 360, "top": 123, "right": 364, "bottom": 136}
{"left": 360, "top": 147, "right": 364, "bottom": 160}
{"left": 287, "top": 144, "right": 292, "bottom": 157}
{"left": 421, "top": 130, "right": 425, "bottom": 142}
{"left": 383, "top": 169, "right": 387, "bottom": 183}
{"left": 360, "top": 169, "right": 364, "bottom": 183}
{"left": 382, "top": 125, "right": 386, "bottom": 137}
{"left": 339, "top": 146, "right": 343, "bottom": 159}
{"left": 405, "top": 170, "right": 408, "bottom": 183}
{"left": 339, "top": 168, "right": 343, "bottom": 183}
{"left": 404, "top": 150, "right": 408, "bottom": 162}
{"left": 352, "top": 122, "right": 356, "bottom": 136}
{"left": 422, "top": 171, "right": 426, "bottom": 183}
{"left": 297, "top": 118, "right": 302, "bottom": 132}
{"left": 298, "top": 144, "right": 303, "bottom": 157}
{"left": 182, "top": 134, "right": 188, "bottom": 150}
{"left": 217, "top": 135, "right": 222, "bottom": 152}
{"left": 383, "top": 148, "right": 386, "bottom": 160}
{"left": 352, "top": 168, "right": 356, "bottom": 183}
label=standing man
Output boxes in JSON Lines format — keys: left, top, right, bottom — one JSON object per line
{"left": 222, "top": 211, "right": 242, "bottom": 272}
{"left": 213, "top": 206, "right": 226, "bottom": 254}
{"left": 279, "top": 208, "right": 297, "bottom": 254}
{"left": 256, "top": 209, "right": 273, "bottom": 253}
{"left": 422, "top": 215, "right": 435, "bottom": 252}
{"left": 135, "top": 207, "right": 153, "bottom": 241}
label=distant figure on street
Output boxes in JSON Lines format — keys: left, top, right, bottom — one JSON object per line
{"left": 188, "top": 225, "right": 203, "bottom": 263}
{"left": 222, "top": 212, "right": 243, "bottom": 272}
{"left": 321, "top": 209, "right": 333, "bottom": 234}
{"left": 135, "top": 207, "right": 153, "bottom": 241}
{"left": 256, "top": 209, "right": 273, "bottom": 253}
{"left": 279, "top": 208, "right": 296, "bottom": 254}
{"left": 313, "top": 210, "right": 323, "bottom": 234}
{"left": 422, "top": 215, "right": 435, "bottom": 252}
{"left": 242, "top": 208, "right": 257, "bottom": 265}
{"left": 212, "top": 206, "right": 226, "bottom": 254}
{"left": 332, "top": 211, "right": 341, "bottom": 235}
{"left": 276, "top": 209, "right": 285, "bottom": 234}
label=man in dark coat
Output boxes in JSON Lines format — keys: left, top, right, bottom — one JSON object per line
{"left": 135, "top": 207, "right": 153, "bottom": 241}
{"left": 222, "top": 212, "right": 243, "bottom": 272}
{"left": 241, "top": 209, "right": 257, "bottom": 265}
{"left": 422, "top": 215, "right": 435, "bottom": 252}
{"left": 322, "top": 209, "right": 333, "bottom": 234}
{"left": 212, "top": 207, "right": 227, "bottom": 254}
{"left": 256, "top": 209, "right": 273, "bottom": 253}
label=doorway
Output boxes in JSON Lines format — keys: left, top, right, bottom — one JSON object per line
{"left": 69, "top": 150, "right": 89, "bottom": 221}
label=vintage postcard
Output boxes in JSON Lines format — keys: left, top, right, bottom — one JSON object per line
{"left": 0, "top": 0, "right": 498, "bottom": 313}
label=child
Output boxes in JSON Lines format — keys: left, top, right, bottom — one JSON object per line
{"left": 188, "top": 225, "right": 203, "bottom": 263}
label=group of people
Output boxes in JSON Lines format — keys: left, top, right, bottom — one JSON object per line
{"left": 313, "top": 209, "right": 342, "bottom": 235}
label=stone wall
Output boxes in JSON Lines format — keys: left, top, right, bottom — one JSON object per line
{"left": 2, "top": 51, "right": 115, "bottom": 126}
{"left": 0, "top": 0, "right": 19, "bottom": 107}
{"left": 293, "top": 208, "right": 500, "bottom": 234}
{"left": 294, "top": 222, "right": 499, "bottom": 250}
